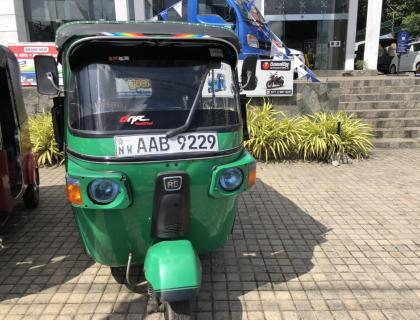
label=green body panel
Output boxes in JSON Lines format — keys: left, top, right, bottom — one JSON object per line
{"left": 68, "top": 147, "right": 254, "bottom": 266}
{"left": 144, "top": 240, "right": 201, "bottom": 292}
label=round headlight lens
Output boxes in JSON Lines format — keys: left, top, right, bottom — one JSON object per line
{"left": 88, "top": 179, "right": 120, "bottom": 204}
{"left": 219, "top": 168, "right": 244, "bottom": 191}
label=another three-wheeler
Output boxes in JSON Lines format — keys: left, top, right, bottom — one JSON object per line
{"left": 35, "top": 21, "right": 257, "bottom": 318}
{"left": 0, "top": 45, "right": 40, "bottom": 217}
{"left": 207, "top": 72, "right": 227, "bottom": 93}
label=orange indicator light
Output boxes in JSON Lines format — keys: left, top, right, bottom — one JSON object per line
{"left": 66, "top": 177, "right": 83, "bottom": 205}
{"left": 248, "top": 163, "right": 256, "bottom": 188}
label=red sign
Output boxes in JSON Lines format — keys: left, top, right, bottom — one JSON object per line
{"left": 7, "top": 43, "right": 58, "bottom": 86}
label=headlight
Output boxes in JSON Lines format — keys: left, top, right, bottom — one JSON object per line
{"left": 88, "top": 179, "right": 120, "bottom": 204}
{"left": 247, "top": 34, "right": 259, "bottom": 49}
{"left": 219, "top": 168, "right": 244, "bottom": 191}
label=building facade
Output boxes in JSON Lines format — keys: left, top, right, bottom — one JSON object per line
{"left": 0, "top": 0, "right": 381, "bottom": 71}
{"left": 0, "top": 0, "right": 153, "bottom": 43}
{"left": 263, "top": 0, "right": 351, "bottom": 70}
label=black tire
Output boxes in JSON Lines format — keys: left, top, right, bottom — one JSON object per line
{"left": 23, "top": 168, "right": 39, "bottom": 209}
{"left": 110, "top": 266, "right": 126, "bottom": 284}
{"left": 266, "top": 80, "right": 273, "bottom": 88}
{"left": 164, "top": 301, "right": 191, "bottom": 320}
{"left": 416, "top": 62, "right": 420, "bottom": 74}
{"left": 390, "top": 64, "right": 397, "bottom": 74}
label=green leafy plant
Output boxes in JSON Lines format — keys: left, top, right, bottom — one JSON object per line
{"left": 402, "top": 13, "right": 420, "bottom": 37}
{"left": 244, "top": 100, "right": 302, "bottom": 161}
{"left": 333, "top": 112, "right": 374, "bottom": 159}
{"left": 29, "top": 113, "right": 64, "bottom": 166}
{"left": 355, "top": 59, "right": 365, "bottom": 70}
{"left": 244, "top": 102, "right": 374, "bottom": 162}
{"left": 296, "top": 113, "right": 342, "bottom": 161}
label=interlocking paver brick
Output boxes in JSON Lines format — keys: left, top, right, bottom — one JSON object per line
{"left": 1, "top": 150, "right": 420, "bottom": 319}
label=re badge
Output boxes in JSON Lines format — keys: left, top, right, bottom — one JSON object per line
{"left": 163, "top": 176, "right": 182, "bottom": 191}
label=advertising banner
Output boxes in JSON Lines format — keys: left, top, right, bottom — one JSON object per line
{"left": 238, "top": 58, "right": 294, "bottom": 97}
{"left": 7, "top": 43, "right": 61, "bottom": 87}
{"left": 397, "top": 31, "right": 410, "bottom": 54}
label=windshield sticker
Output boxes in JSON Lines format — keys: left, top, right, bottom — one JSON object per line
{"left": 209, "top": 48, "right": 224, "bottom": 58}
{"left": 109, "top": 56, "right": 129, "bottom": 61}
{"left": 120, "top": 114, "right": 154, "bottom": 127}
{"left": 116, "top": 78, "right": 152, "bottom": 97}
{"left": 202, "top": 63, "right": 234, "bottom": 98}
{"left": 207, "top": 72, "right": 227, "bottom": 93}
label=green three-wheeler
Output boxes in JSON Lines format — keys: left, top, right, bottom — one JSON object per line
{"left": 35, "top": 21, "right": 257, "bottom": 318}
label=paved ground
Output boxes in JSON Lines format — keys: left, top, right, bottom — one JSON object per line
{"left": 1, "top": 149, "right": 420, "bottom": 320}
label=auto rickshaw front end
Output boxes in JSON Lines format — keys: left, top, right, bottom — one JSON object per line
{"left": 0, "top": 45, "right": 40, "bottom": 218}
{"left": 34, "top": 21, "right": 258, "bottom": 318}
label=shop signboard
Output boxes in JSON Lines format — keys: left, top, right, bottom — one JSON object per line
{"left": 397, "top": 31, "right": 410, "bottom": 54}
{"left": 238, "top": 58, "right": 293, "bottom": 97}
{"left": 7, "top": 43, "right": 62, "bottom": 86}
{"left": 329, "top": 41, "right": 341, "bottom": 48}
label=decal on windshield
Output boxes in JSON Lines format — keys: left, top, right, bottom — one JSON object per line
{"left": 109, "top": 56, "right": 129, "bottom": 61}
{"left": 202, "top": 63, "right": 234, "bottom": 98}
{"left": 119, "top": 114, "right": 154, "bottom": 126}
{"left": 116, "top": 78, "right": 152, "bottom": 97}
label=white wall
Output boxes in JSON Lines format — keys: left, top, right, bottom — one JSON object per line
{"left": 134, "top": 0, "right": 153, "bottom": 20}
{"left": 363, "top": 0, "right": 383, "bottom": 70}
{"left": 115, "top": 0, "right": 130, "bottom": 20}
{"left": 0, "top": 0, "right": 27, "bottom": 45}
{"left": 344, "top": 0, "right": 358, "bottom": 70}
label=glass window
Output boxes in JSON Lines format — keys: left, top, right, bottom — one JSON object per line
{"left": 198, "top": 0, "right": 236, "bottom": 23}
{"left": 265, "top": 0, "right": 348, "bottom": 15}
{"left": 24, "top": 0, "right": 116, "bottom": 42}
{"left": 69, "top": 60, "right": 240, "bottom": 133}
{"left": 413, "top": 43, "right": 420, "bottom": 52}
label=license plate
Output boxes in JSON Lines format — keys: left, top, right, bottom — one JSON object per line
{"left": 114, "top": 132, "right": 219, "bottom": 157}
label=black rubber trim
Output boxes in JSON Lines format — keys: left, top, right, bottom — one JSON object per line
{"left": 66, "top": 145, "right": 243, "bottom": 163}
{"left": 68, "top": 124, "right": 242, "bottom": 138}
{"left": 156, "top": 287, "right": 200, "bottom": 302}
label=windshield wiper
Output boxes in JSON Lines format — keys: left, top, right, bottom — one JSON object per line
{"left": 165, "top": 69, "right": 209, "bottom": 139}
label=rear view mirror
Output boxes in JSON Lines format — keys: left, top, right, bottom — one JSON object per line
{"left": 241, "top": 56, "right": 257, "bottom": 91}
{"left": 34, "top": 55, "right": 59, "bottom": 95}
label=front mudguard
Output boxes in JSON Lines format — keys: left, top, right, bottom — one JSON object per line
{"left": 144, "top": 240, "right": 201, "bottom": 302}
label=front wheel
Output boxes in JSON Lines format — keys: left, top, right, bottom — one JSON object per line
{"left": 266, "top": 80, "right": 273, "bottom": 88}
{"left": 110, "top": 266, "right": 126, "bottom": 284}
{"left": 164, "top": 301, "right": 191, "bottom": 320}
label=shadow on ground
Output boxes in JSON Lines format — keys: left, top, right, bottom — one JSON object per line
{"left": 0, "top": 184, "right": 94, "bottom": 302}
{"left": 110, "top": 178, "right": 329, "bottom": 319}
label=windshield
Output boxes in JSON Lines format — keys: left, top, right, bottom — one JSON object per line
{"left": 69, "top": 60, "right": 240, "bottom": 133}
{"left": 234, "top": 0, "right": 266, "bottom": 25}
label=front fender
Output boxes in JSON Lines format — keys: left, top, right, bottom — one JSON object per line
{"left": 144, "top": 240, "right": 201, "bottom": 302}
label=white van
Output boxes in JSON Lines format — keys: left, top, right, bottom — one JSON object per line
{"left": 389, "top": 41, "right": 420, "bottom": 73}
